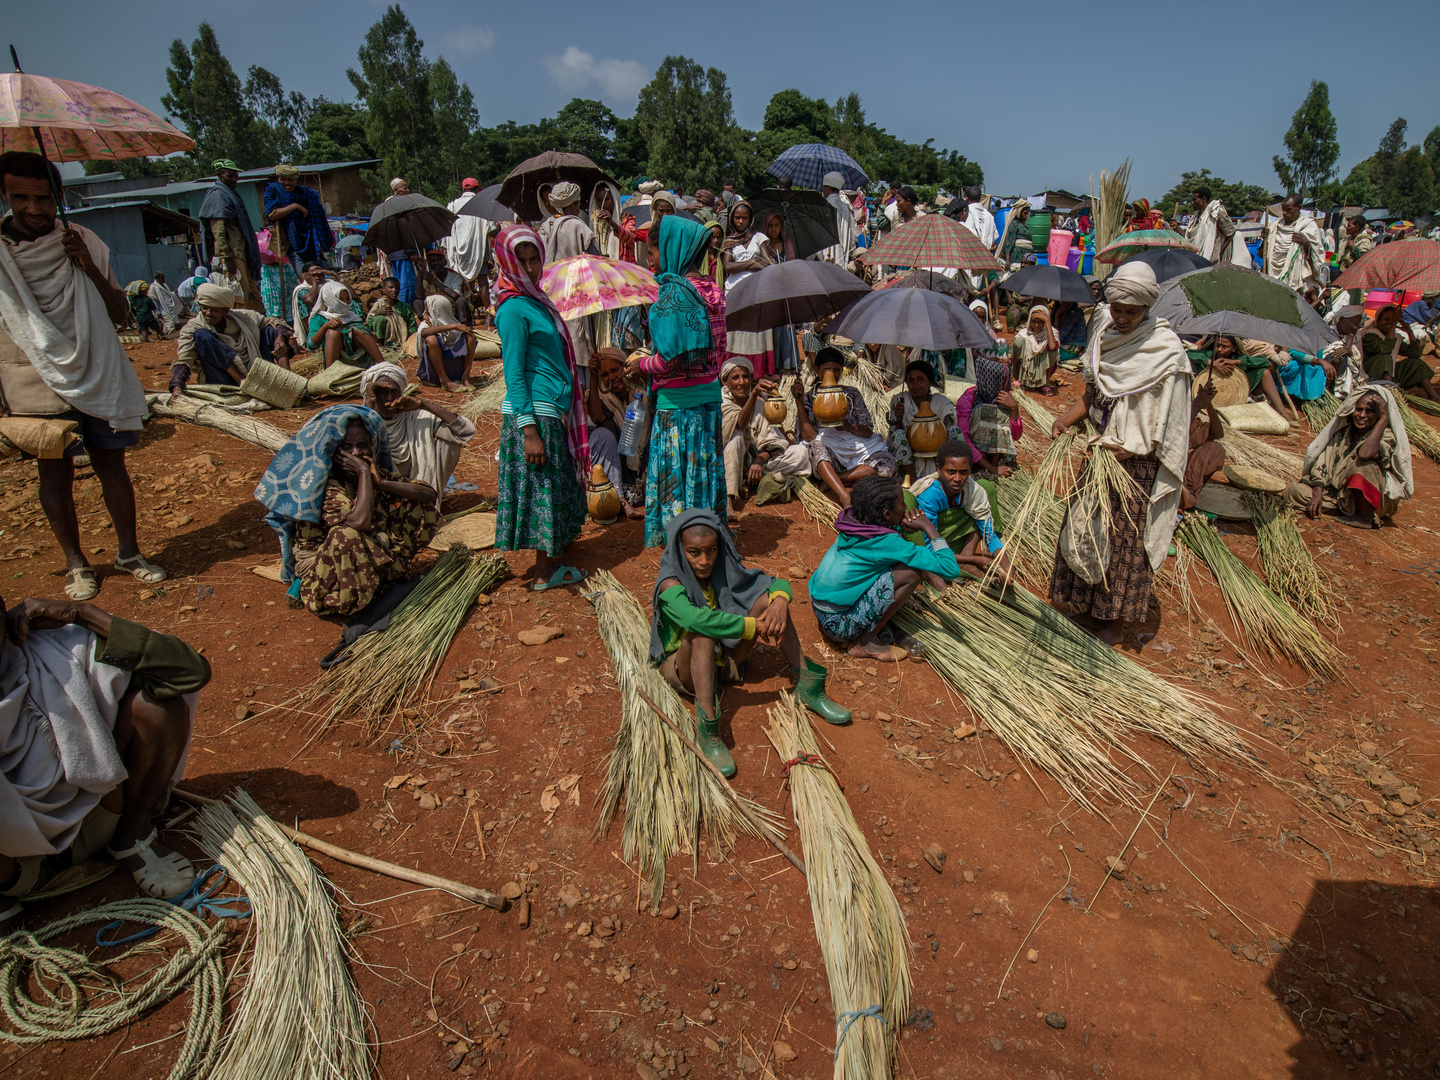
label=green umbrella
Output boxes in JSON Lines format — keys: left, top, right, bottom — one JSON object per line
{"left": 1151, "top": 265, "right": 1336, "bottom": 355}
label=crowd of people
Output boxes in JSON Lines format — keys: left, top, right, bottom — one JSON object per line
{"left": 0, "top": 139, "right": 1435, "bottom": 907}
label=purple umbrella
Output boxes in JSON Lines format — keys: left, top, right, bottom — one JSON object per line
{"left": 725, "top": 261, "right": 871, "bottom": 333}
{"left": 829, "top": 287, "right": 994, "bottom": 351}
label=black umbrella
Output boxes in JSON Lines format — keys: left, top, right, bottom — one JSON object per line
{"left": 747, "top": 188, "right": 838, "bottom": 261}
{"left": 454, "top": 183, "right": 516, "bottom": 222}
{"left": 999, "top": 264, "right": 1095, "bottom": 304}
{"left": 610, "top": 203, "right": 699, "bottom": 228}
{"left": 498, "top": 151, "right": 620, "bottom": 222}
{"left": 1121, "top": 247, "right": 1212, "bottom": 282}
{"left": 365, "top": 193, "right": 456, "bottom": 253}
{"left": 828, "top": 288, "right": 994, "bottom": 351}
{"left": 725, "top": 261, "right": 871, "bottom": 333}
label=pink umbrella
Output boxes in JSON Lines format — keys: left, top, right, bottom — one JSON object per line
{"left": 540, "top": 255, "right": 658, "bottom": 320}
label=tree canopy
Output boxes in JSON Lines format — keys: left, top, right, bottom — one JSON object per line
{"left": 1272, "top": 81, "right": 1340, "bottom": 201}
{"left": 1153, "top": 170, "right": 1277, "bottom": 218}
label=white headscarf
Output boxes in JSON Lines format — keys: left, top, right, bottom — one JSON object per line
{"left": 1104, "top": 261, "right": 1160, "bottom": 308}
{"left": 422, "top": 294, "right": 462, "bottom": 349}
{"left": 359, "top": 361, "right": 409, "bottom": 402}
{"left": 315, "top": 281, "right": 360, "bottom": 325}
{"left": 1304, "top": 385, "right": 1412, "bottom": 502}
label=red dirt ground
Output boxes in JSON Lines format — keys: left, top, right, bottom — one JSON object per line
{"left": 1, "top": 339, "right": 1438, "bottom": 1080}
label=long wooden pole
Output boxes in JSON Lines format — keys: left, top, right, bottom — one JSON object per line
{"left": 632, "top": 687, "right": 806, "bottom": 877}
{"left": 172, "top": 787, "right": 506, "bottom": 909}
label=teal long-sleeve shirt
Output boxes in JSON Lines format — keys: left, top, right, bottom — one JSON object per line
{"left": 497, "top": 295, "right": 574, "bottom": 430}
{"left": 808, "top": 532, "right": 960, "bottom": 613}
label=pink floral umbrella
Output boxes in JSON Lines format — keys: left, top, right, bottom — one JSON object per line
{"left": 540, "top": 255, "right": 657, "bottom": 320}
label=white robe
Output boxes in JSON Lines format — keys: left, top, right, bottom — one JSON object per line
{"left": 443, "top": 192, "right": 488, "bottom": 283}
{"left": 1185, "top": 200, "right": 1248, "bottom": 265}
{"left": 1265, "top": 215, "right": 1326, "bottom": 292}
{"left": 817, "top": 193, "right": 858, "bottom": 265}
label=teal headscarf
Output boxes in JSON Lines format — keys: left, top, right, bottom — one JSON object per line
{"left": 649, "top": 215, "right": 714, "bottom": 365}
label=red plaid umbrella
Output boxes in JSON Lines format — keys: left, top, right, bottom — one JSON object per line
{"left": 1333, "top": 239, "right": 1440, "bottom": 293}
{"left": 860, "top": 214, "right": 1001, "bottom": 272}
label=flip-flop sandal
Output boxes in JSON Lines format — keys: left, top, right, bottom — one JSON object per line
{"left": 532, "top": 565, "right": 588, "bottom": 592}
{"left": 65, "top": 566, "right": 100, "bottom": 601}
{"left": 114, "top": 553, "right": 167, "bottom": 585}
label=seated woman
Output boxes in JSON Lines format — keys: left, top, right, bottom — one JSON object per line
{"left": 1283, "top": 387, "right": 1412, "bottom": 528}
{"left": 791, "top": 347, "right": 898, "bottom": 508}
{"left": 417, "top": 294, "right": 477, "bottom": 392}
{"left": 885, "top": 359, "right": 956, "bottom": 482}
{"left": 359, "top": 362, "right": 476, "bottom": 508}
{"left": 808, "top": 474, "right": 962, "bottom": 663}
{"left": 170, "top": 282, "right": 297, "bottom": 396}
{"left": 1191, "top": 334, "right": 1298, "bottom": 421}
{"left": 1182, "top": 378, "right": 1226, "bottom": 509}
{"left": 585, "top": 346, "right": 645, "bottom": 518}
{"left": 0, "top": 592, "right": 210, "bottom": 930}
{"left": 1013, "top": 304, "right": 1059, "bottom": 394}
{"left": 255, "top": 406, "right": 438, "bottom": 615}
{"left": 650, "top": 510, "right": 849, "bottom": 777}
{"left": 902, "top": 440, "right": 1014, "bottom": 580}
{"left": 1361, "top": 304, "right": 1440, "bottom": 402}
{"left": 720, "top": 357, "right": 810, "bottom": 519}
{"left": 365, "top": 276, "right": 418, "bottom": 347}
{"left": 307, "top": 281, "right": 385, "bottom": 371}
{"left": 954, "top": 350, "right": 1023, "bottom": 477}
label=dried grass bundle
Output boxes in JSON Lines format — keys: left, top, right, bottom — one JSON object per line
{"left": 295, "top": 545, "right": 507, "bottom": 737}
{"left": 1219, "top": 425, "right": 1303, "bottom": 482}
{"left": 1396, "top": 398, "right": 1440, "bottom": 463}
{"left": 1090, "top": 159, "right": 1132, "bottom": 266}
{"left": 764, "top": 695, "right": 909, "bottom": 1077}
{"left": 1404, "top": 393, "right": 1440, "bottom": 417}
{"left": 196, "top": 791, "right": 369, "bottom": 1080}
{"left": 1177, "top": 515, "right": 1339, "bottom": 679}
{"left": 1245, "top": 493, "right": 1335, "bottom": 626}
{"left": 839, "top": 359, "right": 892, "bottom": 429}
{"left": 462, "top": 370, "right": 508, "bottom": 418}
{"left": 588, "top": 571, "right": 782, "bottom": 910}
{"left": 1302, "top": 392, "right": 1340, "bottom": 431}
{"left": 902, "top": 584, "right": 1243, "bottom": 812}
{"left": 1013, "top": 389, "right": 1058, "bottom": 437}
{"left": 796, "top": 477, "right": 840, "bottom": 530}
{"left": 990, "top": 469, "right": 1065, "bottom": 592}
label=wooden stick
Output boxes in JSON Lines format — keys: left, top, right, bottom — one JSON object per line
{"left": 632, "top": 687, "right": 806, "bottom": 877}
{"left": 172, "top": 787, "right": 506, "bottom": 909}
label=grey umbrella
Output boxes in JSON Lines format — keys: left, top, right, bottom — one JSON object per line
{"left": 828, "top": 287, "right": 994, "bottom": 351}
{"left": 365, "top": 193, "right": 456, "bottom": 253}
{"left": 454, "top": 183, "right": 517, "bottom": 222}
{"left": 1151, "top": 264, "right": 1337, "bottom": 354}
{"left": 725, "top": 261, "right": 871, "bottom": 333}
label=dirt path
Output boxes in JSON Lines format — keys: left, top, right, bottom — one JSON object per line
{"left": 0, "top": 340, "right": 1436, "bottom": 1079}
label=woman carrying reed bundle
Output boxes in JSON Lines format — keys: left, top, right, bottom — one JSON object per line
{"left": 1283, "top": 387, "right": 1412, "bottom": 528}
{"left": 1050, "top": 261, "right": 1191, "bottom": 646}
{"left": 493, "top": 225, "right": 590, "bottom": 590}
{"left": 255, "top": 405, "right": 437, "bottom": 614}
{"left": 809, "top": 475, "right": 961, "bottom": 662}
{"left": 650, "top": 510, "right": 849, "bottom": 776}
{"left": 884, "top": 358, "right": 955, "bottom": 482}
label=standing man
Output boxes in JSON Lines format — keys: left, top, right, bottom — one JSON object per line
{"left": 536, "top": 181, "right": 598, "bottom": 371}
{"left": 818, "top": 171, "right": 857, "bottom": 265}
{"left": 0, "top": 151, "right": 164, "bottom": 601}
{"left": 1264, "top": 195, "right": 1326, "bottom": 293}
{"left": 1334, "top": 211, "right": 1374, "bottom": 274}
{"left": 148, "top": 271, "right": 181, "bottom": 334}
{"left": 263, "top": 163, "right": 334, "bottom": 282}
{"left": 1185, "top": 186, "right": 1245, "bottom": 265}
{"left": 443, "top": 178, "right": 488, "bottom": 285}
{"left": 956, "top": 186, "right": 997, "bottom": 250}
{"left": 198, "top": 159, "right": 263, "bottom": 312}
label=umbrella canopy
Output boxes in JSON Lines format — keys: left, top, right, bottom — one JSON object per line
{"left": 1333, "top": 238, "right": 1440, "bottom": 293}
{"left": 875, "top": 269, "right": 968, "bottom": 299}
{"left": 861, "top": 214, "right": 1002, "bottom": 272}
{"left": 725, "top": 261, "right": 871, "bottom": 333}
{"left": 607, "top": 203, "right": 698, "bottom": 228}
{"left": 336, "top": 234, "right": 366, "bottom": 250}
{"left": 1386, "top": 220, "right": 1416, "bottom": 238}
{"left": 1119, "top": 247, "right": 1212, "bottom": 282}
{"left": 998, "top": 264, "right": 1094, "bottom": 304}
{"left": 746, "top": 189, "right": 839, "bottom": 261}
{"left": 829, "top": 288, "right": 994, "bottom": 351}
{"left": 765, "top": 143, "right": 869, "bottom": 191}
{"left": 1151, "top": 264, "right": 1337, "bottom": 355}
{"left": 497, "top": 151, "right": 618, "bottom": 222}
{"left": 0, "top": 70, "right": 193, "bottom": 160}
{"left": 540, "top": 255, "right": 657, "bottom": 320}
{"left": 1095, "top": 228, "right": 1196, "bottom": 265}
{"left": 454, "top": 183, "right": 517, "bottom": 222}
{"left": 365, "top": 193, "right": 456, "bottom": 253}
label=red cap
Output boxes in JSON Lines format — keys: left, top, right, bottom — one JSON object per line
{"left": 462, "top": 177, "right": 480, "bottom": 191}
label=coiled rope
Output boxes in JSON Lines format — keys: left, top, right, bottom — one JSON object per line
{"left": 0, "top": 897, "right": 228, "bottom": 1080}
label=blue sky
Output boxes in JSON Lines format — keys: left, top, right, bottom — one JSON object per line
{"left": 9, "top": 0, "right": 1438, "bottom": 199}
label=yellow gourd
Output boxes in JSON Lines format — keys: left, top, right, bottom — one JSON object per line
{"left": 587, "top": 463, "right": 622, "bottom": 524}
{"left": 906, "top": 397, "right": 946, "bottom": 459}
{"left": 811, "top": 366, "right": 850, "bottom": 428}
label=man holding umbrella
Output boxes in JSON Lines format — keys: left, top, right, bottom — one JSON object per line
{"left": 199, "top": 159, "right": 263, "bottom": 312}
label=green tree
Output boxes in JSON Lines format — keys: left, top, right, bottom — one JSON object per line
{"left": 831, "top": 92, "right": 875, "bottom": 170}
{"left": 1153, "top": 169, "right": 1276, "bottom": 217}
{"left": 244, "top": 66, "right": 311, "bottom": 164}
{"left": 298, "top": 99, "right": 373, "bottom": 168}
{"left": 1271, "top": 80, "right": 1340, "bottom": 200}
{"left": 1369, "top": 117, "right": 1408, "bottom": 209}
{"left": 634, "top": 57, "right": 739, "bottom": 191}
{"left": 1425, "top": 125, "right": 1440, "bottom": 170}
{"left": 161, "top": 23, "right": 267, "bottom": 169}
{"left": 348, "top": 6, "right": 440, "bottom": 196}
{"left": 1385, "top": 147, "right": 1436, "bottom": 220}
{"left": 429, "top": 58, "right": 478, "bottom": 193}
{"left": 609, "top": 116, "right": 650, "bottom": 186}
{"left": 552, "top": 99, "right": 621, "bottom": 170}
{"left": 1337, "top": 161, "right": 1378, "bottom": 207}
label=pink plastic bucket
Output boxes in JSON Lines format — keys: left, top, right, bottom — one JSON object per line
{"left": 1047, "top": 229, "right": 1073, "bottom": 268}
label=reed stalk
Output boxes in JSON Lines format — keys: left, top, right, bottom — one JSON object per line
{"left": 1245, "top": 493, "right": 1335, "bottom": 626}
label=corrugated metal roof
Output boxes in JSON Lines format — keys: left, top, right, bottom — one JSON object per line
{"left": 238, "top": 159, "right": 380, "bottom": 179}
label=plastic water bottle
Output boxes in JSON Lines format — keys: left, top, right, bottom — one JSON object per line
{"left": 618, "top": 390, "right": 648, "bottom": 456}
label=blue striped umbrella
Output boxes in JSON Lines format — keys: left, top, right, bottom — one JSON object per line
{"left": 765, "top": 144, "right": 868, "bottom": 191}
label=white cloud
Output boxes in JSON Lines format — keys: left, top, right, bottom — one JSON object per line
{"left": 544, "top": 46, "right": 649, "bottom": 102}
{"left": 449, "top": 25, "right": 496, "bottom": 55}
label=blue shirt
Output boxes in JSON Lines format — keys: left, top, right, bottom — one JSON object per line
{"left": 914, "top": 482, "right": 1003, "bottom": 553}
{"left": 1402, "top": 299, "right": 1436, "bottom": 325}
{"left": 808, "top": 532, "right": 960, "bottom": 613}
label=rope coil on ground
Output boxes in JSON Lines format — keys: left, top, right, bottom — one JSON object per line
{"left": 0, "top": 897, "right": 227, "bottom": 1080}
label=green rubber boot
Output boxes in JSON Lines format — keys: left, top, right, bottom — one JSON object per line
{"left": 793, "top": 658, "right": 851, "bottom": 725}
{"left": 696, "top": 704, "right": 736, "bottom": 778}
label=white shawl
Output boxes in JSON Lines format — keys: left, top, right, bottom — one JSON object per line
{"left": 1185, "top": 200, "right": 1247, "bottom": 265}
{"left": 1265, "top": 215, "right": 1326, "bottom": 291}
{"left": 1304, "top": 386, "right": 1412, "bottom": 501}
{"left": 0, "top": 225, "right": 147, "bottom": 430}
{"left": 444, "top": 191, "right": 489, "bottom": 282}
{"left": 149, "top": 278, "right": 180, "bottom": 320}
{"left": 385, "top": 408, "right": 476, "bottom": 508}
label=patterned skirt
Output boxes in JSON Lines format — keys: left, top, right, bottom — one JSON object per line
{"left": 495, "top": 414, "right": 586, "bottom": 556}
{"left": 297, "top": 497, "right": 437, "bottom": 616}
{"left": 644, "top": 402, "right": 726, "bottom": 547}
{"left": 815, "top": 570, "right": 896, "bottom": 643}
{"left": 1050, "top": 454, "right": 1159, "bottom": 624}
{"left": 261, "top": 263, "right": 299, "bottom": 319}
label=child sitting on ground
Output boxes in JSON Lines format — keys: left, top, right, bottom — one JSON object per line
{"left": 808, "top": 474, "right": 962, "bottom": 663}
{"left": 650, "top": 509, "right": 849, "bottom": 778}
{"left": 904, "top": 439, "right": 1015, "bottom": 581}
